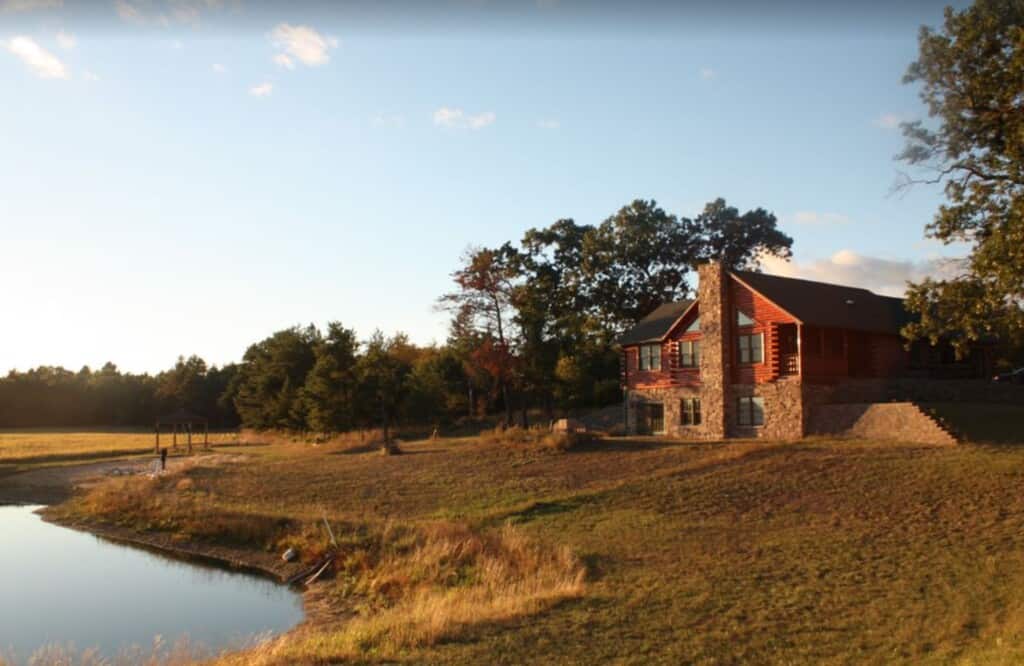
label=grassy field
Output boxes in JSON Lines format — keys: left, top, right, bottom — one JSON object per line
{"left": 31, "top": 423, "right": 1024, "bottom": 665}
{"left": 0, "top": 429, "right": 240, "bottom": 466}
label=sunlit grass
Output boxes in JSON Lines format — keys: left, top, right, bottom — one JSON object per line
{"left": 20, "top": 423, "right": 1024, "bottom": 663}
{"left": 0, "top": 430, "right": 240, "bottom": 464}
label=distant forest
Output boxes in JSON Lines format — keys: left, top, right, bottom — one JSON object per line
{"left": 1, "top": 199, "right": 794, "bottom": 430}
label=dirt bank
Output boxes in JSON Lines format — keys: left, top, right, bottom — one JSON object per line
{"left": 0, "top": 457, "right": 168, "bottom": 505}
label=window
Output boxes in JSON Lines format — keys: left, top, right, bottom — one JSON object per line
{"left": 738, "top": 333, "right": 763, "bottom": 364}
{"left": 737, "top": 396, "right": 765, "bottom": 426}
{"left": 685, "top": 316, "right": 700, "bottom": 333}
{"left": 639, "top": 344, "right": 662, "bottom": 371}
{"left": 679, "top": 340, "right": 701, "bottom": 368}
{"left": 737, "top": 310, "right": 755, "bottom": 326}
{"left": 640, "top": 403, "right": 665, "bottom": 434}
{"left": 680, "top": 398, "right": 702, "bottom": 426}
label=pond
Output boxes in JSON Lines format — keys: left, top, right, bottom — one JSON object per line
{"left": 0, "top": 504, "right": 303, "bottom": 663}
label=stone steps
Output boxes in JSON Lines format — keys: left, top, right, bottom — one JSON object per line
{"left": 807, "top": 402, "right": 958, "bottom": 446}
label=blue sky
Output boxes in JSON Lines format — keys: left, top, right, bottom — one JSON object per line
{"left": 0, "top": 0, "right": 969, "bottom": 373}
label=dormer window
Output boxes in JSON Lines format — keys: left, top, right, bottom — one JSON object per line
{"left": 639, "top": 344, "right": 662, "bottom": 371}
{"left": 737, "top": 310, "right": 755, "bottom": 327}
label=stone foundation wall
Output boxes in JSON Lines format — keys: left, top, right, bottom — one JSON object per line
{"left": 626, "top": 387, "right": 716, "bottom": 439}
{"left": 729, "top": 379, "right": 804, "bottom": 440}
{"left": 806, "top": 402, "right": 958, "bottom": 446}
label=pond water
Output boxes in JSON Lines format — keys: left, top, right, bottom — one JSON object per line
{"left": 0, "top": 504, "right": 303, "bottom": 663}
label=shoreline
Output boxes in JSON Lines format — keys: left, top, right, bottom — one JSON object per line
{"left": 1, "top": 460, "right": 334, "bottom": 658}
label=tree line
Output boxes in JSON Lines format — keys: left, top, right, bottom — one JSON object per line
{"left": 0, "top": 198, "right": 792, "bottom": 432}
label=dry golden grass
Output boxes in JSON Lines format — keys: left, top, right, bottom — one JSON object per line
{"left": 478, "top": 425, "right": 593, "bottom": 452}
{"left": 57, "top": 460, "right": 586, "bottom": 665}
{"left": 23, "top": 421, "right": 1024, "bottom": 664}
{"left": 0, "top": 634, "right": 273, "bottom": 666}
{"left": 0, "top": 430, "right": 239, "bottom": 465}
{"left": 222, "top": 523, "right": 585, "bottom": 664}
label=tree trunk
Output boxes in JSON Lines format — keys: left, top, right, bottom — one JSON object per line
{"left": 381, "top": 403, "right": 391, "bottom": 453}
{"left": 501, "top": 381, "right": 512, "bottom": 427}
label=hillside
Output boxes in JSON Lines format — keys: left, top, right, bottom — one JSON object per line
{"left": 35, "top": 429, "right": 1024, "bottom": 664}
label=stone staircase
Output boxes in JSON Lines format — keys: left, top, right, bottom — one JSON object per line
{"left": 806, "top": 401, "right": 959, "bottom": 446}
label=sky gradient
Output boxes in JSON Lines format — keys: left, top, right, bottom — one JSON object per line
{"left": 1, "top": 0, "right": 970, "bottom": 374}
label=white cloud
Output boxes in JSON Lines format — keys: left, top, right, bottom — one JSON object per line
{"left": 760, "top": 250, "right": 965, "bottom": 297}
{"left": 269, "top": 23, "right": 337, "bottom": 67}
{"left": 114, "top": 0, "right": 224, "bottom": 26}
{"left": 699, "top": 66, "right": 716, "bottom": 80}
{"left": 114, "top": 0, "right": 144, "bottom": 23}
{"left": 788, "top": 211, "right": 850, "bottom": 225}
{"left": 55, "top": 30, "right": 75, "bottom": 49}
{"left": 0, "top": 0, "right": 61, "bottom": 13}
{"left": 433, "top": 107, "right": 496, "bottom": 130}
{"left": 272, "top": 52, "right": 294, "bottom": 69}
{"left": 874, "top": 113, "right": 903, "bottom": 130}
{"left": 3, "top": 35, "right": 69, "bottom": 79}
{"left": 537, "top": 118, "right": 560, "bottom": 130}
{"left": 211, "top": 62, "right": 226, "bottom": 73}
{"left": 249, "top": 81, "right": 272, "bottom": 97}
{"left": 83, "top": 69, "right": 99, "bottom": 81}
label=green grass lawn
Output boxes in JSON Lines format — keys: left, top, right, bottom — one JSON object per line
{"left": 40, "top": 428, "right": 1024, "bottom": 665}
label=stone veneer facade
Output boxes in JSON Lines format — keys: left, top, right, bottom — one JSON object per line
{"left": 626, "top": 262, "right": 807, "bottom": 441}
{"left": 624, "top": 261, "right": 1009, "bottom": 443}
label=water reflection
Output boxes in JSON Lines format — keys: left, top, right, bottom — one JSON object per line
{"left": 0, "top": 505, "right": 302, "bottom": 664}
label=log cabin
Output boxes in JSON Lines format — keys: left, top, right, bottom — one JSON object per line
{"left": 619, "top": 261, "right": 995, "bottom": 439}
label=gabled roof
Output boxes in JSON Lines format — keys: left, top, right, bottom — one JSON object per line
{"left": 618, "top": 271, "right": 915, "bottom": 346}
{"left": 732, "top": 271, "right": 913, "bottom": 335}
{"left": 618, "top": 299, "right": 695, "bottom": 346}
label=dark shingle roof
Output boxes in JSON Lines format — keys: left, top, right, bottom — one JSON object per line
{"left": 732, "top": 270, "right": 913, "bottom": 335}
{"left": 618, "top": 299, "right": 695, "bottom": 346}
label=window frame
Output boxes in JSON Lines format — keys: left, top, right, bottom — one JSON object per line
{"left": 737, "top": 396, "right": 765, "bottom": 426}
{"left": 737, "top": 333, "right": 764, "bottom": 365}
{"left": 680, "top": 397, "right": 702, "bottom": 426}
{"left": 639, "top": 343, "right": 662, "bottom": 371}
{"left": 678, "top": 339, "right": 701, "bottom": 368}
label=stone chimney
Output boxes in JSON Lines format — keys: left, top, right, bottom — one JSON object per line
{"left": 698, "top": 260, "right": 730, "bottom": 439}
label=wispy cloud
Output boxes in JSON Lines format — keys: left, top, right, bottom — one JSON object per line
{"left": 433, "top": 107, "right": 496, "bottom": 130}
{"left": 55, "top": 30, "right": 76, "bottom": 50}
{"left": 0, "top": 0, "right": 61, "bottom": 13}
{"left": 371, "top": 113, "right": 405, "bottom": 129}
{"left": 699, "top": 66, "right": 716, "bottom": 80}
{"left": 3, "top": 35, "right": 69, "bottom": 79}
{"left": 537, "top": 118, "right": 560, "bottom": 130}
{"left": 874, "top": 113, "right": 903, "bottom": 130}
{"left": 787, "top": 211, "right": 850, "bottom": 225}
{"left": 270, "top": 23, "right": 337, "bottom": 67}
{"left": 249, "top": 81, "right": 272, "bottom": 97}
{"left": 761, "top": 250, "right": 965, "bottom": 297}
{"left": 272, "top": 52, "right": 294, "bottom": 69}
{"left": 114, "top": 0, "right": 224, "bottom": 26}
{"left": 211, "top": 62, "right": 226, "bottom": 74}
{"left": 114, "top": 0, "right": 143, "bottom": 23}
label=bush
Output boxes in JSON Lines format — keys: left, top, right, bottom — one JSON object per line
{"left": 479, "top": 426, "right": 594, "bottom": 453}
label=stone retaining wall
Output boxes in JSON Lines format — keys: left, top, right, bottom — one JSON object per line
{"left": 806, "top": 402, "right": 957, "bottom": 446}
{"left": 810, "top": 378, "right": 1024, "bottom": 406}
